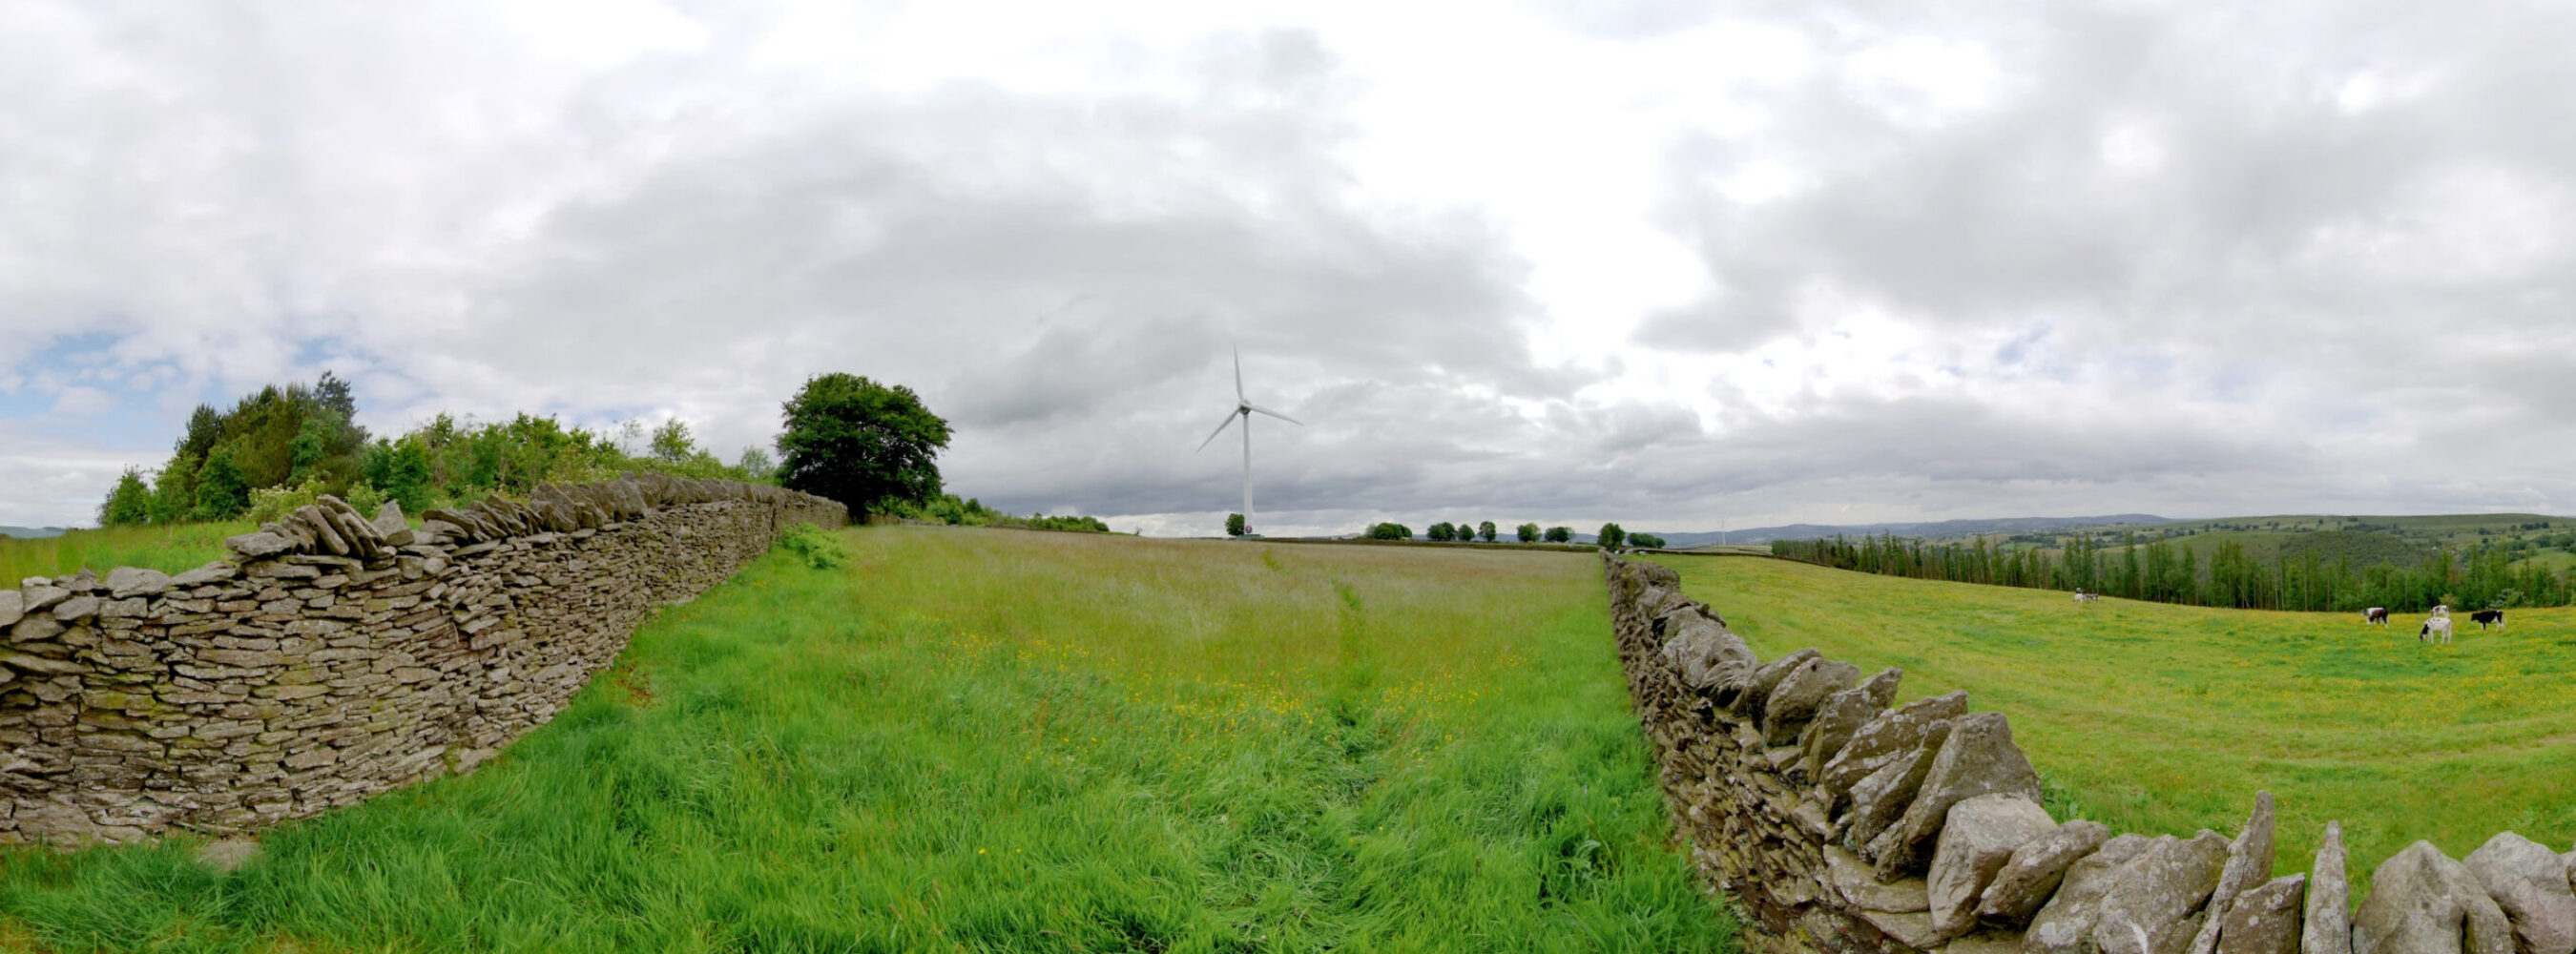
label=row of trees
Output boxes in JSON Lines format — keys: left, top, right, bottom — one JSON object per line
{"left": 1344, "top": 520, "right": 1663, "bottom": 548}
{"left": 1770, "top": 531, "right": 2576, "bottom": 612}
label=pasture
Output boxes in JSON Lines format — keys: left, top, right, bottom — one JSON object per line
{"left": 0, "top": 528, "right": 1733, "bottom": 953}
{"left": 0, "top": 522, "right": 249, "bottom": 586}
{"left": 1647, "top": 553, "right": 2576, "bottom": 893}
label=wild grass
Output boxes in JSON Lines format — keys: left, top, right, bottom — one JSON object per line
{"left": 0, "top": 523, "right": 249, "bottom": 586}
{"left": 0, "top": 528, "right": 1733, "bottom": 953}
{"left": 1649, "top": 553, "right": 2576, "bottom": 894}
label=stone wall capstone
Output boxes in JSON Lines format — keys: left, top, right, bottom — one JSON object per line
{"left": 0, "top": 474, "right": 844, "bottom": 844}
{"left": 1603, "top": 554, "right": 2576, "bottom": 954}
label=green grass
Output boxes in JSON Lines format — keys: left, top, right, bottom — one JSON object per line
{"left": 1648, "top": 553, "right": 2576, "bottom": 894}
{"left": 0, "top": 523, "right": 249, "bottom": 586}
{"left": 1, "top": 527, "right": 1733, "bottom": 953}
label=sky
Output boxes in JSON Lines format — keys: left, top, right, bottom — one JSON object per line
{"left": 5, "top": 0, "right": 2575, "bottom": 536}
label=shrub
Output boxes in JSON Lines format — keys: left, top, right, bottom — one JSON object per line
{"left": 1367, "top": 522, "right": 1413, "bottom": 541}
{"left": 246, "top": 475, "right": 329, "bottom": 526}
{"left": 777, "top": 523, "right": 848, "bottom": 570}
{"left": 1427, "top": 522, "right": 1457, "bottom": 542}
{"left": 1544, "top": 526, "right": 1572, "bottom": 544}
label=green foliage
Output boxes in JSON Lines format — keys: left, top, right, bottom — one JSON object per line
{"left": 245, "top": 475, "right": 329, "bottom": 526}
{"left": 344, "top": 482, "right": 387, "bottom": 519}
{"left": 1597, "top": 523, "right": 1627, "bottom": 550}
{"left": 1367, "top": 522, "right": 1414, "bottom": 540}
{"left": 361, "top": 437, "right": 436, "bottom": 512}
{"left": 775, "top": 522, "right": 848, "bottom": 569}
{"left": 192, "top": 447, "right": 251, "bottom": 520}
{"left": 1544, "top": 526, "right": 1572, "bottom": 544}
{"left": 1517, "top": 522, "right": 1541, "bottom": 543}
{"left": 1478, "top": 520, "right": 1497, "bottom": 543}
{"left": 96, "top": 467, "right": 152, "bottom": 528}
{"left": 1225, "top": 512, "right": 1247, "bottom": 537}
{"left": 777, "top": 372, "right": 952, "bottom": 515}
{"left": 147, "top": 459, "right": 195, "bottom": 525}
{"left": 1629, "top": 532, "right": 1667, "bottom": 549}
{"left": 735, "top": 446, "right": 777, "bottom": 483}
{"left": 887, "top": 493, "right": 1113, "bottom": 533}
{"left": 1427, "top": 521, "right": 1458, "bottom": 542}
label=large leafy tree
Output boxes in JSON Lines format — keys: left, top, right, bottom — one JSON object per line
{"left": 777, "top": 373, "right": 951, "bottom": 514}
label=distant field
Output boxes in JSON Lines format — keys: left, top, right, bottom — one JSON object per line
{"left": 0, "top": 521, "right": 249, "bottom": 586}
{"left": 1646, "top": 553, "right": 2576, "bottom": 895}
{"left": 1, "top": 528, "right": 1733, "bottom": 953}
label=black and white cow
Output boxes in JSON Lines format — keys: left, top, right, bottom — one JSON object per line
{"left": 2420, "top": 615, "right": 2454, "bottom": 644}
{"left": 2364, "top": 607, "right": 2389, "bottom": 626}
{"left": 2471, "top": 609, "right": 2505, "bottom": 631}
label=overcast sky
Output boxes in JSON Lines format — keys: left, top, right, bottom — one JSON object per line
{"left": 6, "top": 0, "right": 2574, "bottom": 536}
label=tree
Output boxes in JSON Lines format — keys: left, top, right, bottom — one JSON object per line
{"left": 1517, "top": 523, "right": 1541, "bottom": 543}
{"left": 1428, "top": 521, "right": 1457, "bottom": 542}
{"left": 650, "top": 419, "right": 700, "bottom": 464}
{"left": 194, "top": 447, "right": 251, "bottom": 519}
{"left": 776, "top": 373, "right": 952, "bottom": 514}
{"left": 98, "top": 467, "right": 153, "bottom": 527}
{"left": 1544, "top": 526, "right": 1572, "bottom": 543}
{"left": 1478, "top": 521, "right": 1497, "bottom": 543}
{"left": 737, "top": 446, "right": 778, "bottom": 483}
{"left": 1226, "top": 512, "right": 1247, "bottom": 537}
{"left": 1631, "top": 532, "right": 1666, "bottom": 549}
{"left": 1598, "top": 523, "right": 1627, "bottom": 550}
{"left": 1367, "top": 522, "right": 1413, "bottom": 540}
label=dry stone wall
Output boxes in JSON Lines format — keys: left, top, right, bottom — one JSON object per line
{"left": 1605, "top": 555, "right": 2576, "bottom": 954}
{"left": 0, "top": 474, "right": 844, "bottom": 844}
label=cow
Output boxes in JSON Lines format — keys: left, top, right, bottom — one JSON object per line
{"left": 2364, "top": 607, "right": 2389, "bottom": 626}
{"left": 2072, "top": 589, "right": 2100, "bottom": 604}
{"left": 2472, "top": 609, "right": 2505, "bottom": 631}
{"left": 2421, "top": 615, "right": 2454, "bottom": 644}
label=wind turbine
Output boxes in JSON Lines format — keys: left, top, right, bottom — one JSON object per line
{"left": 1196, "top": 349, "right": 1301, "bottom": 537}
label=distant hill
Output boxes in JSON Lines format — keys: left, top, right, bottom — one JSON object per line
{"left": 0, "top": 526, "right": 69, "bottom": 539}
{"left": 1656, "top": 514, "right": 2172, "bottom": 550}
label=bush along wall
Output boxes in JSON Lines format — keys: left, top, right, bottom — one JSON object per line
{"left": 0, "top": 474, "right": 844, "bottom": 843}
{"left": 1603, "top": 554, "right": 2574, "bottom": 954}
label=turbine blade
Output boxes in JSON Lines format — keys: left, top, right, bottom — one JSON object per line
{"left": 1247, "top": 404, "right": 1302, "bottom": 425}
{"left": 1233, "top": 347, "right": 1244, "bottom": 403}
{"left": 1195, "top": 410, "right": 1240, "bottom": 451}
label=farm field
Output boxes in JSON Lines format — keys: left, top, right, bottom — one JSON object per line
{"left": 1, "top": 527, "right": 1733, "bottom": 953}
{"left": 0, "top": 521, "right": 250, "bottom": 586}
{"left": 1646, "top": 553, "right": 2576, "bottom": 894}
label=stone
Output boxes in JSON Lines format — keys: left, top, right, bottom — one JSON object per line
{"left": 2189, "top": 792, "right": 2281, "bottom": 954}
{"left": 373, "top": 501, "right": 409, "bottom": 537}
{"left": 1927, "top": 793, "right": 2059, "bottom": 940}
{"left": 0, "top": 589, "right": 18, "bottom": 628}
{"left": 1984, "top": 819, "right": 2115, "bottom": 924}
{"left": 52, "top": 594, "right": 101, "bottom": 622}
{"left": 2307, "top": 822, "right": 2354, "bottom": 954}
{"left": 297, "top": 508, "right": 350, "bottom": 557}
{"left": 1661, "top": 612, "right": 1756, "bottom": 697}
{"left": 2464, "top": 832, "right": 2576, "bottom": 954}
{"left": 20, "top": 584, "right": 71, "bottom": 613}
{"left": 2029, "top": 833, "right": 2160, "bottom": 954}
{"left": 1764, "top": 655, "right": 1864, "bottom": 746}
{"left": 1831, "top": 844, "right": 1934, "bottom": 912}
{"left": 2216, "top": 875, "right": 2309, "bottom": 954}
{"left": 1820, "top": 690, "right": 1971, "bottom": 811}
{"left": 2094, "top": 830, "right": 2230, "bottom": 954}
{"left": 105, "top": 566, "right": 173, "bottom": 598}
{"left": 1800, "top": 666, "right": 1903, "bottom": 782}
{"left": 1859, "top": 908, "right": 1955, "bottom": 949}
{"left": 1880, "top": 711, "right": 2046, "bottom": 879}
{"left": 1, "top": 653, "right": 90, "bottom": 675}
{"left": 1850, "top": 718, "right": 1954, "bottom": 857}
{"left": 225, "top": 531, "right": 299, "bottom": 559}
{"left": 2355, "top": 840, "right": 2512, "bottom": 954}
{"left": 170, "top": 562, "right": 237, "bottom": 588}
{"left": 1735, "top": 647, "right": 1820, "bottom": 717}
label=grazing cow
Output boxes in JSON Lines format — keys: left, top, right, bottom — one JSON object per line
{"left": 2472, "top": 609, "right": 2505, "bottom": 631}
{"left": 2364, "top": 607, "right": 2389, "bottom": 626}
{"left": 2073, "top": 589, "right": 2100, "bottom": 603}
{"left": 2421, "top": 615, "right": 2454, "bottom": 644}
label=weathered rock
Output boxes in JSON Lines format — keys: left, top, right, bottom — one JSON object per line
{"left": 103, "top": 566, "right": 172, "bottom": 598}
{"left": 1926, "top": 793, "right": 2059, "bottom": 940}
{"left": 2306, "top": 822, "right": 2354, "bottom": 954}
{"left": 1765, "top": 656, "right": 1864, "bottom": 746}
{"left": 1880, "top": 711, "right": 2046, "bottom": 879}
{"left": 2188, "top": 792, "right": 2281, "bottom": 954}
{"left": 2094, "top": 830, "right": 2230, "bottom": 954}
{"left": 1821, "top": 690, "right": 1971, "bottom": 810}
{"left": 1830, "top": 844, "right": 1933, "bottom": 913}
{"left": 52, "top": 594, "right": 101, "bottom": 621}
{"left": 170, "top": 562, "right": 235, "bottom": 588}
{"left": 1800, "top": 666, "right": 1904, "bottom": 782}
{"left": 1860, "top": 908, "right": 1955, "bottom": 949}
{"left": 2029, "top": 833, "right": 2161, "bottom": 954}
{"left": 1661, "top": 612, "right": 1756, "bottom": 696}
{"left": 1984, "top": 819, "right": 2115, "bottom": 924}
{"left": 2465, "top": 832, "right": 2576, "bottom": 954}
{"left": 1735, "top": 647, "right": 1820, "bottom": 717}
{"left": 19, "top": 584, "right": 71, "bottom": 613}
{"left": 2355, "top": 840, "right": 2513, "bottom": 954}
{"left": 0, "top": 589, "right": 20, "bottom": 628}
{"left": 2216, "top": 875, "right": 2308, "bottom": 954}
{"left": 373, "top": 502, "right": 415, "bottom": 547}
{"left": 1849, "top": 718, "right": 1954, "bottom": 857}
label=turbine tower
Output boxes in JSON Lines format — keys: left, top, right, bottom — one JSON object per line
{"left": 1196, "top": 349, "right": 1301, "bottom": 537}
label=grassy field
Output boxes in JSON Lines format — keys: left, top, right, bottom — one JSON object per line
{"left": 1647, "top": 553, "right": 2576, "bottom": 892}
{"left": 0, "top": 527, "right": 1733, "bottom": 953}
{"left": 0, "top": 522, "right": 250, "bottom": 586}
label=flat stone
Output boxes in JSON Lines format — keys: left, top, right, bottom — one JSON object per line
{"left": 1926, "top": 793, "right": 2057, "bottom": 941}
{"left": 2094, "top": 830, "right": 2230, "bottom": 954}
{"left": 1851, "top": 719, "right": 1954, "bottom": 860}
{"left": 19, "top": 584, "right": 71, "bottom": 613}
{"left": 2464, "top": 831, "right": 2576, "bottom": 954}
{"left": 105, "top": 566, "right": 172, "bottom": 598}
{"left": 1831, "top": 844, "right": 1933, "bottom": 913}
{"left": 1820, "top": 690, "right": 1970, "bottom": 812}
{"left": 1881, "top": 711, "right": 2045, "bottom": 879}
{"left": 2355, "top": 840, "right": 2512, "bottom": 954}
{"left": 2306, "top": 822, "right": 2354, "bottom": 954}
{"left": 1982, "top": 819, "right": 2113, "bottom": 924}
{"left": 1859, "top": 908, "right": 1953, "bottom": 949}
{"left": 1764, "top": 655, "right": 1863, "bottom": 746}
{"left": 170, "top": 561, "right": 236, "bottom": 588}
{"left": 2190, "top": 792, "right": 2281, "bottom": 954}
{"left": 0, "top": 653, "right": 90, "bottom": 675}
{"left": 1735, "top": 647, "right": 1821, "bottom": 718}
{"left": 0, "top": 589, "right": 21, "bottom": 628}
{"left": 1800, "top": 666, "right": 1902, "bottom": 782}
{"left": 225, "top": 531, "right": 299, "bottom": 559}
{"left": 52, "top": 594, "right": 101, "bottom": 621}
{"left": 2217, "top": 875, "right": 2309, "bottom": 954}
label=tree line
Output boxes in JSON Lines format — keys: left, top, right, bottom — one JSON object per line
{"left": 1340, "top": 520, "right": 1665, "bottom": 549}
{"left": 1768, "top": 530, "right": 2575, "bottom": 612}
